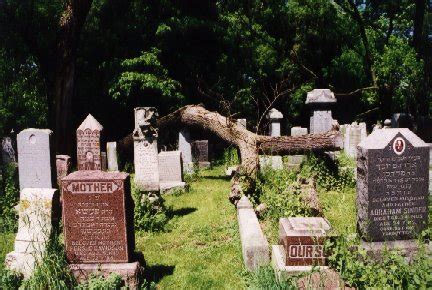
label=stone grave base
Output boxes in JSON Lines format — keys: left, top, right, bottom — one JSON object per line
{"left": 160, "top": 181, "right": 186, "bottom": 194}
{"left": 198, "top": 161, "right": 211, "bottom": 169}
{"left": 271, "top": 245, "right": 344, "bottom": 289}
{"left": 70, "top": 261, "right": 142, "bottom": 289}
{"left": 361, "top": 239, "right": 432, "bottom": 262}
{"left": 5, "top": 251, "right": 38, "bottom": 279}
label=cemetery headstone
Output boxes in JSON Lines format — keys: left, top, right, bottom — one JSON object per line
{"left": 158, "top": 151, "right": 185, "bottom": 192}
{"left": 306, "top": 89, "right": 336, "bottom": 134}
{"left": 343, "top": 122, "right": 368, "bottom": 158}
{"left": 56, "top": 155, "right": 71, "bottom": 187}
{"left": 357, "top": 128, "right": 429, "bottom": 243}
{"left": 260, "top": 109, "right": 283, "bottom": 170}
{"left": 192, "top": 140, "right": 210, "bottom": 168}
{"left": 266, "top": 108, "right": 283, "bottom": 137}
{"left": 287, "top": 127, "right": 307, "bottom": 168}
{"left": 101, "top": 152, "right": 107, "bottom": 171}
{"left": 76, "top": 114, "right": 103, "bottom": 171}
{"left": 178, "top": 128, "right": 193, "bottom": 173}
{"left": 107, "top": 142, "right": 119, "bottom": 171}
{"left": 62, "top": 170, "right": 140, "bottom": 287}
{"left": 17, "top": 129, "right": 55, "bottom": 190}
{"left": 2, "top": 136, "right": 16, "bottom": 165}
{"left": 133, "top": 107, "right": 160, "bottom": 191}
{"left": 5, "top": 188, "right": 59, "bottom": 278}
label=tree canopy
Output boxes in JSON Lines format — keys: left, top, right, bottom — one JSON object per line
{"left": 0, "top": 0, "right": 431, "bottom": 153}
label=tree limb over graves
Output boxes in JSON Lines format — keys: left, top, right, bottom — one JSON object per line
{"left": 118, "top": 104, "right": 343, "bottom": 176}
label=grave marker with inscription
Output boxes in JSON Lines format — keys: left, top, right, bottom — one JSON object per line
{"left": 158, "top": 151, "right": 185, "bottom": 192}
{"left": 17, "top": 129, "right": 55, "bottom": 190}
{"left": 357, "top": 128, "right": 429, "bottom": 242}
{"left": 306, "top": 89, "right": 336, "bottom": 134}
{"left": 76, "top": 114, "right": 103, "bottom": 171}
{"left": 192, "top": 140, "right": 210, "bottom": 168}
{"left": 133, "top": 107, "right": 160, "bottom": 191}
{"left": 62, "top": 170, "right": 134, "bottom": 263}
{"left": 56, "top": 155, "right": 71, "bottom": 188}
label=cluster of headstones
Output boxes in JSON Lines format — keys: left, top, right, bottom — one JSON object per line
{"left": 271, "top": 129, "right": 430, "bottom": 278}
{"left": 3, "top": 108, "right": 193, "bottom": 286}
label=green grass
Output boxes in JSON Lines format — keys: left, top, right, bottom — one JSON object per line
{"left": 136, "top": 167, "right": 247, "bottom": 289}
{"left": 319, "top": 188, "right": 356, "bottom": 235}
{"left": 0, "top": 233, "right": 14, "bottom": 271}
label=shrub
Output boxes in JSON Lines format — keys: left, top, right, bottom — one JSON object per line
{"left": 223, "top": 146, "right": 240, "bottom": 167}
{"left": 326, "top": 234, "right": 432, "bottom": 289}
{"left": 21, "top": 229, "right": 76, "bottom": 289}
{"left": 0, "top": 163, "right": 19, "bottom": 232}
{"left": 0, "top": 268, "right": 22, "bottom": 289}
{"left": 76, "top": 273, "right": 123, "bottom": 289}
{"left": 255, "top": 168, "right": 313, "bottom": 220}
{"left": 131, "top": 176, "right": 170, "bottom": 232}
{"left": 299, "top": 152, "right": 355, "bottom": 192}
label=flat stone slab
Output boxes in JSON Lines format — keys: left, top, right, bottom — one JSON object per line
{"left": 70, "top": 261, "right": 141, "bottom": 289}
{"left": 361, "top": 239, "right": 432, "bottom": 262}
{"left": 160, "top": 181, "right": 186, "bottom": 193}
{"left": 237, "top": 196, "right": 269, "bottom": 271}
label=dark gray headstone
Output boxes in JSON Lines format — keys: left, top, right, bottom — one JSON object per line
{"left": 357, "top": 128, "right": 429, "bottom": 242}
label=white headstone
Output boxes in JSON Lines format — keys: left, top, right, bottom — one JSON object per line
{"left": 17, "top": 129, "right": 54, "bottom": 190}
{"left": 5, "top": 188, "right": 58, "bottom": 278}
{"left": 107, "top": 142, "right": 119, "bottom": 171}
{"left": 287, "top": 127, "right": 308, "bottom": 167}
{"left": 266, "top": 108, "right": 283, "bottom": 137}
{"left": 134, "top": 107, "right": 160, "bottom": 191}
{"left": 158, "top": 151, "right": 185, "bottom": 192}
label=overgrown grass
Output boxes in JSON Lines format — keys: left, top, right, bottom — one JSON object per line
{"left": 135, "top": 167, "right": 246, "bottom": 288}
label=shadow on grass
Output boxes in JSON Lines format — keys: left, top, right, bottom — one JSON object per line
{"left": 144, "top": 264, "right": 175, "bottom": 283}
{"left": 168, "top": 207, "right": 197, "bottom": 217}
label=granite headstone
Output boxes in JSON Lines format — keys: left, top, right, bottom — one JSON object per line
{"left": 76, "top": 114, "right": 103, "bottom": 171}
{"left": 178, "top": 128, "right": 193, "bottom": 173}
{"left": 306, "top": 89, "right": 336, "bottom": 134}
{"left": 56, "top": 155, "right": 71, "bottom": 187}
{"left": 357, "top": 128, "right": 429, "bottom": 242}
{"left": 192, "top": 140, "right": 210, "bottom": 168}
{"left": 62, "top": 170, "right": 134, "bottom": 263}
{"left": 1, "top": 137, "right": 16, "bottom": 165}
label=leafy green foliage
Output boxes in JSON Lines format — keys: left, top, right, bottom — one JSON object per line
{"left": 21, "top": 230, "right": 76, "bottom": 289}
{"left": 300, "top": 153, "right": 355, "bottom": 192}
{"left": 256, "top": 168, "right": 314, "bottom": 221}
{"left": 0, "top": 268, "right": 22, "bottom": 289}
{"left": 131, "top": 176, "right": 170, "bottom": 232}
{"left": 222, "top": 146, "right": 240, "bottom": 167}
{"left": 75, "top": 273, "right": 123, "bottom": 289}
{"left": 327, "top": 235, "right": 432, "bottom": 289}
{"left": 0, "top": 163, "right": 19, "bottom": 233}
{"left": 246, "top": 265, "right": 298, "bottom": 289}
{"left": 110, "top": 48, "right": 184, "bottom": 111}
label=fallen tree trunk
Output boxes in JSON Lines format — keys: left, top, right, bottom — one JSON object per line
{"left": 118, "top": 104, "right": 343, "bottom": 176}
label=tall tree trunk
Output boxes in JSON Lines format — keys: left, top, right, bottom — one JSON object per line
{"left": 54, "top": 0, "right": 93, "bottom": 154}
{"left": 413, "top": 0, "right": 426, "bottom": 55}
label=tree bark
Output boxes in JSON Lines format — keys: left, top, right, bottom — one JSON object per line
{"left": 118, "top": 104, "right": 343, "bottom": 175}
{"left": 413, "top": 0, "right": 426, "bottom": 55}
{"left": 54, "top": 0, "right": 93, "bottom": 153}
